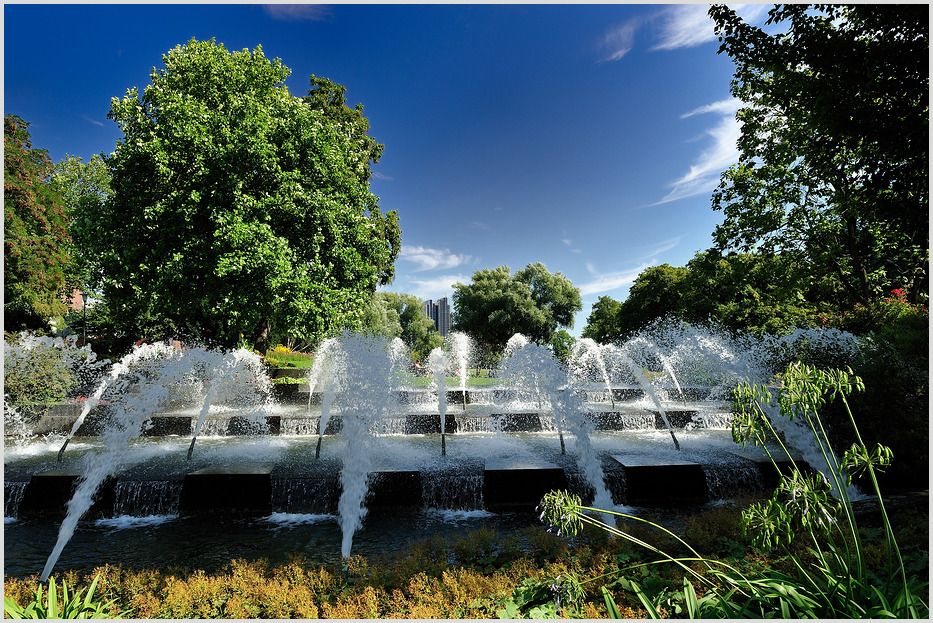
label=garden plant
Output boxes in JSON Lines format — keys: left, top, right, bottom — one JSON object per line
{"left": 537, "top": 362, "right": 929, "bottom": 618}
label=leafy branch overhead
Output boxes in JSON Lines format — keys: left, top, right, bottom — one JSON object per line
{"left": 709, "top": 4, "right": 928, "bottom": 306}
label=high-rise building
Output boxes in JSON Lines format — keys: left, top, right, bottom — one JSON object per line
{"left": 423, "top": 297, "right": 451, "bottom": 337}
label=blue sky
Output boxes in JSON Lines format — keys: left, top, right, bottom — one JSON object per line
{"left": 4, "top": 3, "right": 770, "bottom": 337}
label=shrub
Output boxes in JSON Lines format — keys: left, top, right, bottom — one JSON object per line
{"left": 4, "top": 336, "right": 74, "bottom": 413}
{"left": 538, "top": 362, "right": 929, "bottom": 618}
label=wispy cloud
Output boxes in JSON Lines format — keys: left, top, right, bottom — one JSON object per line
{"left": 262, "top": 4, "right": 331, "bottom": 22}
{"left": 600, "top": 4, "right": 771, "bottom": 61}
{"left": 372, "top": 171, "right": 393, "bottom": 181}
{"left": 637, "top": 236, "right": 682, "bottom": 261}
{"left": 399, "top": 245, "right": 473, "bottom": 272}
{"left": 657, "top": 103, "right": 741, "bottom": 205}
{"left": 81, "top": 115, "right": 105, "bottom": 127}
{"left": 649, "top": 5, "right": 718, "bottom": 51}
{"left": 578, "top": 263, "right": 652, "bottom": 296}
{"left": 562, "top": 238, "right": 582, "bottom": 254}
{"left": 407, "top": 274, "right": 469, "bottom": 301}
{"left": 598, "top": 20, "right": 639, "bottom": 62}
{"left": 681, "top": 98, "right": 740, "bottom": 119}
{"left": 471, "top": 221, "right": 490, "bottom": 230}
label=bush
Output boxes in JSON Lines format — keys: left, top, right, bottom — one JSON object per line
{"left": 4, "top": 336, "right": 74, "bottom": 413}
{"left": 825, "top": 290, "right": 929, "bottom": 491}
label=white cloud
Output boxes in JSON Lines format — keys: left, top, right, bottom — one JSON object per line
{"left": 262, "top": 4, "right": 330, "bottom": 21}
{"left": 471, "top": 221, "right": 491, "bottom": 230}
{"left": 408, "top": 274, "right": 468, "bottom": 301}
{"left": 599, "top": 21, "right": 638, "bottom": 62}
{"left": 578, "top": 263, "right": 652, "bottom": 296}
{"left": 656, "top": 103, "right": 742, "bottom": 205}
{"left": 601, "top": 4, "right": 771, "bottom": 61}
{"left": 681, "top": 98, "right": 741, "bottom": 119}
{"left": 81, "top": 115, "right": 105, "bottom": 127}
{"left": 399, "top": 245, "right": 472, "bottom": 272}
{"left": 372, "top": 171, "right": 393, "bottom": 181}
{"left": 637, "top": 236, "right": 682, "bottom": 261}
{"left": 649, "top": 4, "right": 717, "bottom": 51}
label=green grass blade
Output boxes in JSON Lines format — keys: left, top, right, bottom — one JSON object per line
{"left": 47, "top": 578, "right": 58, "bottom": 620}
{"left": 601, "top": 587, "right": 622, "bottom": 619}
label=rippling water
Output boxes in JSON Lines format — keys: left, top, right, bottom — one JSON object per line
{"left": 4, "top": 509, "right": 537, "bottom": 578}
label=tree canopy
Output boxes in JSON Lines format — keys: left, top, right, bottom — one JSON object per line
{"left": 52, "top": 153, "right": 111, "bottom": 294}
{"left": 360, "top": 292, "right": 443, "bottom": 360}
{"left": 73, "top": 38, "right": 400, "bottom": 351}
{"left": 709, "top": 4, "right": 928, "bottom": 307}
{"left": 582, "top": 251, "right": 827, "bottom": 342}
{"left": 4, "top": 115, "right": 73, "bottom": 329}
{"left": 451, "top": 263, "right": 581, "bottom": 353}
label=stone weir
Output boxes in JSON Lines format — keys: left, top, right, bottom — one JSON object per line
{"left": 6, "top": 445, "right": 805, "bottom": 521}
{"left": 27, "top": 386, "right": 733, "bottom": 437}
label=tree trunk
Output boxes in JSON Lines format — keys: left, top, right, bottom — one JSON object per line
{"left": 252, "top": 317, "right": 272, "bottom": 354}
{"left": 844, "top": 215, "right": 872, "bottom": 304}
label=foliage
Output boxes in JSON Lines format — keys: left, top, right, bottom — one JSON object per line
{"left": 51, "top": 154, "right": 111, "bottom": 294}
{"left": 3, "top": 573, "right": 124, "bottom": 619}
{"left": 727, "top": 363, "right": 927, "bottom": 617}
{"left": 74, "top": 38, "right": 400, "bottom": 352}
{"left": 6, "top": 500, "right": 926, "bottom": 619}
{"left": 263, "top": 345, "right": 315, "bottom": 369}
{"left": 581, "top": 296, "right": 622, "bottom": 344}
{"left": 709, "top": 4, "right": 928, "bottom": 308}
{"left": 4, "top": 337, "right": 75, "bottom": 412}
{"left": 823, "top": 289, "right": 929, "bottom": 491}
{"left": 452, "top": 263, "right": 581, "bottom": 353}
{"left": 360, "top": 292, "right": 443, "bottom": 360}
{"left": 537, "top": 362, "right": 928, "bottom": 618}
{"left": 4, "top": 115, "right": 74, "bottom": 330}
{"left": 548, "top": 329, "right": 575, "bottom": 364}
{"left": 585, "top": 251, "right": 828, "bottom": 342}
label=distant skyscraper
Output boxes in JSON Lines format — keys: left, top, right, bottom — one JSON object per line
{"left": 423, "top": 297, "right": 451, "bottom": 337}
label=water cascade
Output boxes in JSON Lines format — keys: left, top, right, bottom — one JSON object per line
{"left": 571, "top": 339, "right": 616, "bottom": 410}
{"left": 3, "top": 321, "right": 874, "bottom": 580}
{"left": 446, "top": 332, "right": 473, "bottom": 411}
{"left": 603, "top": 343, "right": 681, "bottom": 451}
{"left": 427, "top": 348, "right": 449, "bottom": 456}
{"left": 500, "top": 339, "right": 612, "bottom": 509}
{"left": 39, "top": 343, "right": 270, "bottom": 581}
{"left": 333, "top": 334, "right": 393, "bottom": 557}
{"left": 308, "top": 338, "right": 341, "bottom": 459}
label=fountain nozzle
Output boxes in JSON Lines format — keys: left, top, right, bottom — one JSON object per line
{"left": 57, "top": 438, "right": 70, "bottom": 462}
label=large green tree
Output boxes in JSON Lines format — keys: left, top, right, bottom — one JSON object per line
{"left": 4, "top": 115, "right": 73, "bottom": 329}
{"left": 452, "top": 263, "right": 581, "bottom": 353}
{"left": 709, "top": 4, "right": 928, "bottom": 307}
{"left": 73, "top": 38, "right": 400, "bottom": 351}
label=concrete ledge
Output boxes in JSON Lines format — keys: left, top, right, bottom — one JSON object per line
{"left": 178, "top": 463, "right": 274, "bottom": 515}
{"left": 726, "top": 449, "right": 808, "bottom": 489}
{"left": 491, "top": 413, "right": 543, "bottom": 432}
{"left": 145, "top": 416, "right": 193, "bottom": 436}
{"left": 402, "top": 414, "right": 459, "bottom": 434}
{"left": 652, "top": 411, "right": 698, "bottom": 429}
{"left": 484, "top": 459, "right": 568, "bottom": 512}
{"left": 19, "top": 471, "right": 116, "bottom": 519}
{"left": 610, "top": 455, "right": 707, "bottom": 506}
{"left": 367, "top": 470, "right": 423, "bottom": 509}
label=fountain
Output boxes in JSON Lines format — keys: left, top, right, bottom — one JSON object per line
{"left": 3, "top": 323, "right": 865, "bottom": 580}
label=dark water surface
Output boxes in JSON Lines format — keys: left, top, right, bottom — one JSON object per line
{"left": 4, "top": 509, "right": 538, "bottom": 578}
